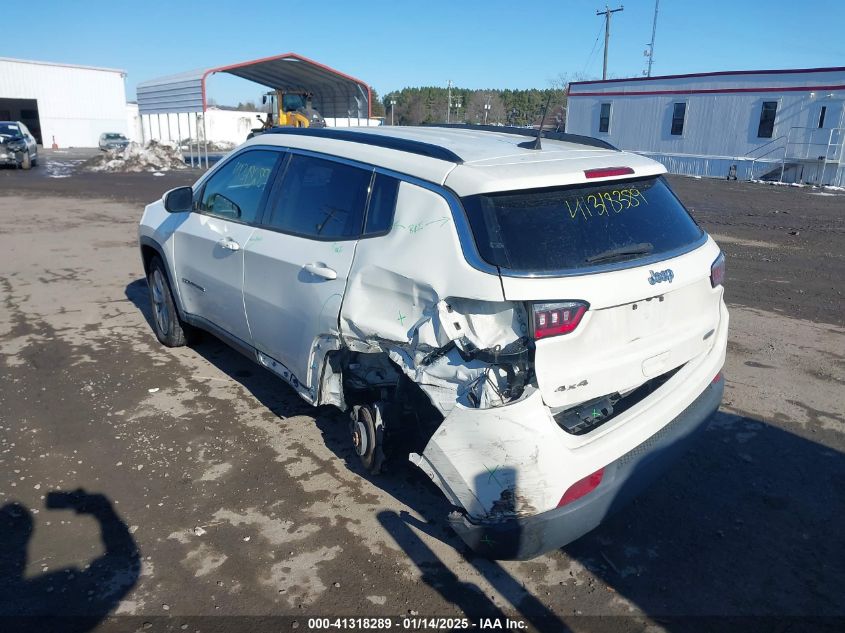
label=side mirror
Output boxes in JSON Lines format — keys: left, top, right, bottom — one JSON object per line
{"left": 163, "top": 186, "right": 194, "bottom": 213}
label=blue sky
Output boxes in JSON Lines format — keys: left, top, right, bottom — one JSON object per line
{"left": 3, "top": 0, "right": 844, "bottom": 105}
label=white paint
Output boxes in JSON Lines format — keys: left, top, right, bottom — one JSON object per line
{"left": 416, "top": 298, "right": 727, "bottom": 518}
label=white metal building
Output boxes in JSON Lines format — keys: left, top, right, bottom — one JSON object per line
{"left": 566, "top": 67, "right": 845, "bottom": 186}
{"left": 0, "top": 57, "right": 128, "bottom": 148}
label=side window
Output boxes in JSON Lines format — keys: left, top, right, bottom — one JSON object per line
{"left": 757, "top": 101, "right": 778, "bottom": 138}
{"left": 818, "top": 106, "right": 827, "bottom": 129}
{"left": 599, "top": 103, "right": 611, "bottom": 133}
{"left": 364, "top": 174, "right": 400, "bottom": 236}
{"left": 200, "top": 150, "right": 279, "bottom": 223}
{"left": 266, "top": 155, "right": 371, "bottom": 240}
{"left": 670, "top": 102, "right": 686, "bottom": 136}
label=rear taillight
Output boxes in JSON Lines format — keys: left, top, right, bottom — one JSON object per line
{"left": 710, "top": 252, "right": 726, "bottom": 288}
{"left": 532, "top": 301, "right": 588, "bottom": 339}
{"left": 558, "top": 468, "right": 605, "bottom": 507}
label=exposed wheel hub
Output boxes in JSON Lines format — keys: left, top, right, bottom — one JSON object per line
{"left": 349, "top": 403, "right": 387, "bottom": 474}
{"left": 351, "top": 420, "right": 368, "bottom": 456}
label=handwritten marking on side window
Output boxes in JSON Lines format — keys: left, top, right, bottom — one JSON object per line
{"left": 231, "top": 162, "right": 272, "bottom": 188}
{"left": 563, "top": 187, "right": 648, "bottom": 220}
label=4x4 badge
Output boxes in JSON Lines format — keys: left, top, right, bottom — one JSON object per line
{"left": 648, "top": 269, "right": 674, "bottom": 285}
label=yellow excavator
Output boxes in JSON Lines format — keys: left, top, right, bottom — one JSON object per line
{"left": 248, "top": 90, "right": 326, "bottom": 139}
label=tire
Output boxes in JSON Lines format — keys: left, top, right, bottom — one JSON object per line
{"left": 20, "top": 151, "right": 31, "bottom": 170}
{"left": 31, "top": 154, "right": 38, "bottom": 167}
{"left": 147, "top": 256, "right": 196, "bottom": 347}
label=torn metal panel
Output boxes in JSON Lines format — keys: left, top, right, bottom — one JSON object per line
{"left": 340, "top": 182, "right": 504, "bottom": 348}
{"left": 336, "top": 180, "right": 528, "bottom": 415}
{"left": 410, "top": 388, "right": 565, "bottom": 521}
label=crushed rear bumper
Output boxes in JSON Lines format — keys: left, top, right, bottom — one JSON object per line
{"left": 448, "top": 376, "right": 723, "bottom": 560}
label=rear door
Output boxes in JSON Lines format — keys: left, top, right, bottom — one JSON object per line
{"left": 242, "top": 152, "right": 374, "bottom": 391}
{"left": 174, "top": 149, "right": 280, "bottom": 344}
{"left": 461, "top": 175, "right": 723, "bottom": 410}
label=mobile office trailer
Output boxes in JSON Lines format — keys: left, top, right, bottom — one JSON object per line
{"left": 566, "top": 67, "right": 845, "bottom": 186}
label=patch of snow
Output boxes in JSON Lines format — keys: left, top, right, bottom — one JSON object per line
{"left": 749, "top": 179, "right": 806, "bottom": 188}
{"left": 45, "top": 159, "right": 85, "bottom": 178}
{"left": 86, "top": 140, "right": 187, "bottom": 173}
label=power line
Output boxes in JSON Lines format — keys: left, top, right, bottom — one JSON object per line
{"left": 582, "top": 19, "right": 606, "bottom": 75}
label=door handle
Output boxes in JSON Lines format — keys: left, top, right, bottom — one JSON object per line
{"left": 303, "top": 263, "right": 337, "bottom": 280}
{"left": 217, "top": 237, "right": 240, "bottom": 251}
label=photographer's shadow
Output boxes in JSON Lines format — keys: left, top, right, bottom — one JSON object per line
{"left": 0, "top": 490, "right": 140, "bottom": 632}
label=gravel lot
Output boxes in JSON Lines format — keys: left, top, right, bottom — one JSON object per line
{"left": 1, "top": 153, "right": 843, "bottom": 632}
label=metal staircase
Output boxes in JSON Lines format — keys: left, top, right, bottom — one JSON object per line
{"left": 749, "top": 127, "right": 844, "bottom": 185}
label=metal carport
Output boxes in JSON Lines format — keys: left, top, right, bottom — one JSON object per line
{"left": 136, "top": 52, "right": 372, "bottom": 167}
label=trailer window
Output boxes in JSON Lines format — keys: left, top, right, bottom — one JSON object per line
{"left": 757, "top": 102, "right": 778, "bottom": 138}
{"left": 462, "top": 176, "right": 704, "bottom": 273}
{"left": 599, "top": 103, "right": 611, "bottom": 133}
{"left": 671, "top": 103, "right": 686, "bottom": 136}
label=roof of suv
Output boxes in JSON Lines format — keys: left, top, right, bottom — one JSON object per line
{"left": 244, "top": 125, "right": 666, "bottom": 196}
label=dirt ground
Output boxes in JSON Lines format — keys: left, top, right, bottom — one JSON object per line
{"left": 0, "top": 153, "right": 843, "bottom": 632}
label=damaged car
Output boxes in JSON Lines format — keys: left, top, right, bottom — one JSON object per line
{"left": 138, "top": 125, "right": 728, "bottom": 559}
{"left": 0, "top": 121, "right": 38, "bottom": 169}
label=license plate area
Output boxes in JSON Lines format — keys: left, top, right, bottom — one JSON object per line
{"left": 627, "top": 295, "right": 668, "bottom": 338}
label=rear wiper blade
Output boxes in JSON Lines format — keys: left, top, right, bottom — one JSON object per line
{"left": 586, "top": 243, "right": 653, "bottom": 264}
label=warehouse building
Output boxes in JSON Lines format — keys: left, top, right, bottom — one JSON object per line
{"left": 0, "top": 57, "right": 128, "bottom": 148}
{"left": 566, "top": 67, "right": 845, "bottom": 186}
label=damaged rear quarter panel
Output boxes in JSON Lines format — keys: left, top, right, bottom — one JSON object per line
{"left": 340, "top": 181, "right": 506, "bottom": 349}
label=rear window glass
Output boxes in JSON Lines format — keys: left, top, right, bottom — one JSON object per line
{"left": 462, "top": 176, "right": 703, "bottom": 273}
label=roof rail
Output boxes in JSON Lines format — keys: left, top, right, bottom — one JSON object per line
{"left": 423, "top": 124, "right": 619, "bottom": 151}
{"left": 262, "top": 127, "right": 464, "bottom": 163}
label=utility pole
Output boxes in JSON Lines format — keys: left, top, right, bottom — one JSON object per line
{"left": 596, "top": 5, "right": 624, "bottom": 80}
{"left": 447, "top": 80, "right": 452, "bottom": 123}
{"left": 646, "top": 0, "right": 659, "bottom": 77}
{"left": 389, "top": 95, "right": 397, "bottom": 125}
{"left": 484, "top": 95, "right": 491, "bottom": 125}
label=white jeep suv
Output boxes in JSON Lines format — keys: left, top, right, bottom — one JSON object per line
{"left": 138, "top": 126, "right": 727, "bottom": 559}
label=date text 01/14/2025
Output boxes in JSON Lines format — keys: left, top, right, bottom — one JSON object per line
{"left": 306, "top": 617, "right": 528, "bottom": 629}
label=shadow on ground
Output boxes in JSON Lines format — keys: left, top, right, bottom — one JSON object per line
{"left": 125, "top": 278, "right": 845, "bottom": 631}
{"left": 0, "top": 490, "right": 140, "bottom": 633}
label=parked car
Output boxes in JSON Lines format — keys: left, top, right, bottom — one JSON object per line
{"left": 99, "top": 132, "right": 130, "bottom": 151}
{"left": 138, "top": 126, "right": 728, "bottom": 559}
{"left": 0, "top": 121, "right": 38, "bottom": 169}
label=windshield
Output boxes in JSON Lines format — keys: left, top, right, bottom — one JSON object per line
{"left": 462, "top": 176, "right": 704, "bottom": 273}
{"left": 0, "top": 123, "right": 21, "bottom": 136}
{"left": 282, "top": 94, "right": 306, "bottom": 112}
{"left": 104, "top": 133, "right": 126, "bottom": 140}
